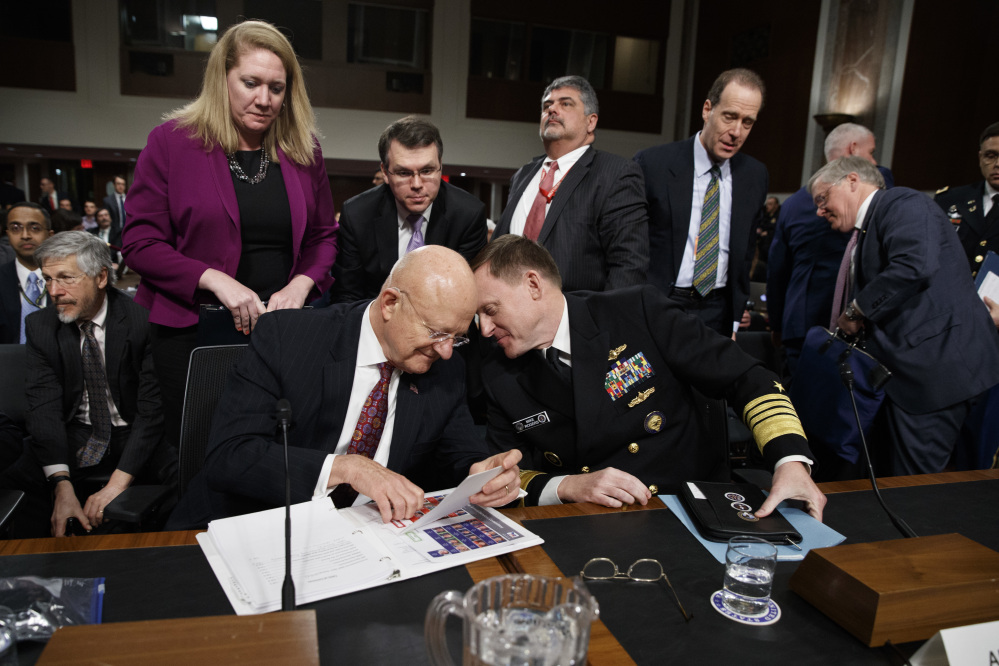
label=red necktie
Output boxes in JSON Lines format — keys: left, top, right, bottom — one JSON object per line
{"left": 330, "top": 362, "right": 393, "bottom": 508}
{"left": 523, "top": 161, "right": 558, "bottom": 241}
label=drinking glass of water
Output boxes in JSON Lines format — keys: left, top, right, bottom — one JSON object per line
{"left": 722, "top": 536, "right": 777, "bottom": 616}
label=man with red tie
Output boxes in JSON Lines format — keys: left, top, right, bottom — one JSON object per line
{"left": 491, "top": 75, "right": 649, "bottom": 293}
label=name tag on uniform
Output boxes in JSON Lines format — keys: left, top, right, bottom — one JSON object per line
{"left": 513, "top": 411, "right": 550, "bottom": 433}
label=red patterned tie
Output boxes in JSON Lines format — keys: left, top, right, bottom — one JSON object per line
{"left": 523, "top": 161, "right": 558, "bottom": 241}
{"left": 331, "top": 362, "right": 394, "bottom": 508}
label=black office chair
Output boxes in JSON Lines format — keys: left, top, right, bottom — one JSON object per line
{"left": 178, "top": 345, "right": 248, "bottom": 496}
{"left": 0, "top": 344, "right": 28, "bottom": 427}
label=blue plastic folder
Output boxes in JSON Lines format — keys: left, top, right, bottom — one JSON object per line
{"left": 661, "top": 494, "right": 846, "bottom": 563}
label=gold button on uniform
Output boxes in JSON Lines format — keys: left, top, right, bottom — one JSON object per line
{"left": 581, "top": 466, "right": 590, "bottom": 473}
{"left": 981, "top": 240, "right": 988, "bottom": 246}
{"left": 628, "top": 443, "right": 639, "bottom": 454}
{"left": 975, "top": 255, "right": 984, "bottom": 263}
{"left": 648, "top": 484, "right": 659, "bottom": 494}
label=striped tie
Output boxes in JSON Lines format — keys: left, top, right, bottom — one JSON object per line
{"left": 692, "top": 166, "right": 721, "bottom": 297}
{"left": 20, "top": 273, "right": 42, "bottom": 344}
{"left": 77, "top": 321, "right": 113, "bottom": 468}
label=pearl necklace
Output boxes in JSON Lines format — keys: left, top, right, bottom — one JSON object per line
{"left": 226, "top": 147, "right": 269, "bottom": 184}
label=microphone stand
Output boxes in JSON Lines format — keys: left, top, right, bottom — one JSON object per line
{"left": 276, "top": 399, "right": 296, "bottom": 610}
{"left": 837, "top": 348, "right": 917, "bottom": 539}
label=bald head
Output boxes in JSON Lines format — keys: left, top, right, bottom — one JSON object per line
{"left": 372, "top": 246, "right": 476, "bottom": 374}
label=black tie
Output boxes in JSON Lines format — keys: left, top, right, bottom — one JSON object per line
{"left": 545, "top": 347, "right": 571, "bottom": 384}
{"left": 77, "top": 321, "right": 112, "bottom": 467}
{"left": 987, "top": 194, "right": 999, "bottom": 225}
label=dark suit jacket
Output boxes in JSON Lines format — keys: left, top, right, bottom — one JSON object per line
{"left": 88, "top": 225, "right": 123, "bottom": 250}
{"left": 170, "top": 302, "right": 490, "bottom": 527}
{"left": 635, "top": 136, "right": 768, "bottom": 322}
{"left": 329, "top": 182, "right": 487, "bottom": 303}
{"left": 0, "top": 260, "right": 23, "bottom": 344}
{"left": 482, "top": 286, "right": 812, "bottom": 505}
{"left": 934, "top": 181, "right": 998, "bottom": 274}
{"left": 854, "top": 188, "right": 999, "bottom": 414}
{"left": 767, "top": 167, "right": 894, "bottom": 342}
{"left": 24, "top": 288, "right": 164, "bottom": 474}
{"left": 38, "top": 190, "right": 67, "bottom": 213}
{"left": 494, "top": 146, "right": 649, "bottom": 292}
{"left": 102, "top": 194, "right": 127, "bottom": 238}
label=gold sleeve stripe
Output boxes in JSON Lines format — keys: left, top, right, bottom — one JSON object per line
{"left": 519, "top": 469, "right": 547, "bottom": 490}
{"left": 743, "top": 395, "right": 806, "bottom": 453}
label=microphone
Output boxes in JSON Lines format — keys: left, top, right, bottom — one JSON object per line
{"left": 276, "top": 398, "right": 296, "bottom": 611}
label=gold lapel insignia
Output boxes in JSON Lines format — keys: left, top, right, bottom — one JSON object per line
{"left": 935, "top": 185, "right": 949, "bottom": 194}
{"left": 608, "top": 344, "right": 627, "bottom": 361}
{"left": 628, "top": 387, "right": 655, "bottom": 408}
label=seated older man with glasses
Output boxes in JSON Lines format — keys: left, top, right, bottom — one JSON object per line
{"left": 168, "top": 245, "right": 520, "bottom": 529}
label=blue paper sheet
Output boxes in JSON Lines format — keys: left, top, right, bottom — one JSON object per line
{"left": 660, "top": 494, "right": 846, "bottom": 562}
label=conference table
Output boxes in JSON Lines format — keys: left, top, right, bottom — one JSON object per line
{"left": 1, "top": 469, "right": 997, "bottom": 664}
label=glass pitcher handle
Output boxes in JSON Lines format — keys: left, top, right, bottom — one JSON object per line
{"left": 424, "top": 589, "right": 464, "bottom": 666}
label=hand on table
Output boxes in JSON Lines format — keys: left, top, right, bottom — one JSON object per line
{"left": 468, "top": 449, "right": 522, "bottom": 507}
{"left": 329, "top": 455, "right": 425, "bottom": 523}
{"left": 755, "top": 461, "right": 827, "bottom": 522}
{"left": 557, "top": 467, "right": 651, "bottom": 507}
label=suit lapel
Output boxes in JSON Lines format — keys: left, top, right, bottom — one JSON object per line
{"left": 424, "top": 182, "right": 447, "bottom": 246}
{"left": 961, "top": 183, "right": 987, "bottom": 237}
{"left": 537, "top": 147, "right": 595, "bottom": 245}
{"left": 854, "top": 190, "right": 883, "bottom": 288}
{"left": 322, "top": 307, "right": 364, "bottom": 450}
{"left": 566, "top": 295, "right": 611, "bottom": 452}
{"left": 668, "top": 139, "right": 696, "bottom": 272}
{"left": 103, "top": 291, "right": 126, "bottom": 410}
{"left": 387, "top": 372, "right": 422, "bottom": 472}
{"left": 279, "top": 147, "right": 308, "bottom": 255}
{"left": 375, "top": 187, "right": 401, "bottom": 277}
{"left": 209, "top": 148, "right": 240, "bottom": 234}
{"left": 497, "top": 157, "right": 544, "bottom": 236}
{"left": 57, "top": 319, "right": 84, "bottom": 416}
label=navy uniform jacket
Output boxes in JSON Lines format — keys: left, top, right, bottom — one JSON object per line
{"left": 493, "top": 146, "right": 649, "bottom": 293}
{"left": 933, "top": 181, "right": 998, "bottom": 277}
{"left": 854, "top": 187, "right": 999, "bottom": 414}
{"left": 482, "top": 286, "right": 812, "bottom": 505}
{"left": 328, "top": 181, "right": 487, "bottom": 304}
{"left": 170, "top": 301, "right": 489, "bottom": 527}
{"left": 635, "top": 136, "right": 768, "bottom": 322}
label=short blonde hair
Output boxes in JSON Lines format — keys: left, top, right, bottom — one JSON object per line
{"left": 166, "top": 20, "right": 320, "bottom": 166}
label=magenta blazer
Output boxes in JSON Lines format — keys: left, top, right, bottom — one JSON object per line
{"left": 122, "top": 120, "right": 338, "bottom": 328}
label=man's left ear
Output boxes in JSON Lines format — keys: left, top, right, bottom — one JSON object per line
{"left": 587, "top": 114, "right": 598, "bottom": 133}
{"left": 97, "top": 267, "right": 108, "bottom": 290}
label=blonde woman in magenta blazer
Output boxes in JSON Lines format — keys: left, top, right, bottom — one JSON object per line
{"left": 122, "top": 20, "right": 338, "bottom": 448}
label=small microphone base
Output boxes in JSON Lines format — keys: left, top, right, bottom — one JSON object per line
{"left": 789, "top": 533, "right": 999, "bottom": 647}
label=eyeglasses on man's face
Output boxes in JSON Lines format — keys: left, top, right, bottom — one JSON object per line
{"left": 812, "top": 176, "right": 846, "bottom": 209}
{"left": 980, "top": 150, "right": 999, "bottom": 166}
{"left": 386, "top": 166, "right": 442, "bottom": 182}
{"left": 580, "top": 557, "right": 692, "bottom": 622}
{"left": 7, "top": 222, "right": 46, "bottom": 235}
{"left": 389, "top": 287, "right": 469, "bottom": 348}
{"left": 42, "top": 273, "right": 88, "bottom": 288}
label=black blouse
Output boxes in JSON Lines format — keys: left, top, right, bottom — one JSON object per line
{"left": 230, "top": 149, "right": 293, "bottom": 301}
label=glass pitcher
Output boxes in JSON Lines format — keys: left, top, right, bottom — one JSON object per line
{"left": 424, "top": 573, "right": 599, "bottom": 666}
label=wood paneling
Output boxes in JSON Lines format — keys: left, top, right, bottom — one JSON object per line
{"left": 690, "top": 1, "right": 821, "bottom": 191}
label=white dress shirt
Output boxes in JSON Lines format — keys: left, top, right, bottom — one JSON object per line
{"left": 509, "top": 145, "right": 591, "bottom": 237}
{"left": 676, "top": 132, "right": 733, "bottom": 292}
{"left": 313, "top": 302, "right": 402, "bottom": 505}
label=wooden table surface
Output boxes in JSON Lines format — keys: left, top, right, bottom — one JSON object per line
{"left": 2, "top": 469, "right": 995, "bottom": 665}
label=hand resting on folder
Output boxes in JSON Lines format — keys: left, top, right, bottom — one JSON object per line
{"left": 755, "top": 462, "right": 827, "bottom": 522}
{"left": 330, "top": 449, "right": 522, "bottom": 523}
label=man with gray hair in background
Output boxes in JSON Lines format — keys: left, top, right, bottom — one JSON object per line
{"left": 767, "top": 123, "right": 894, "bottom": 375}
{"left": 810, "top": 156, "right": 999, "bottom": 475}
{"left": 492, "top": 75, "right": 649, "bottom": 292}
{"left": 0, "top": 231, "right": 174, "bottom": 537}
